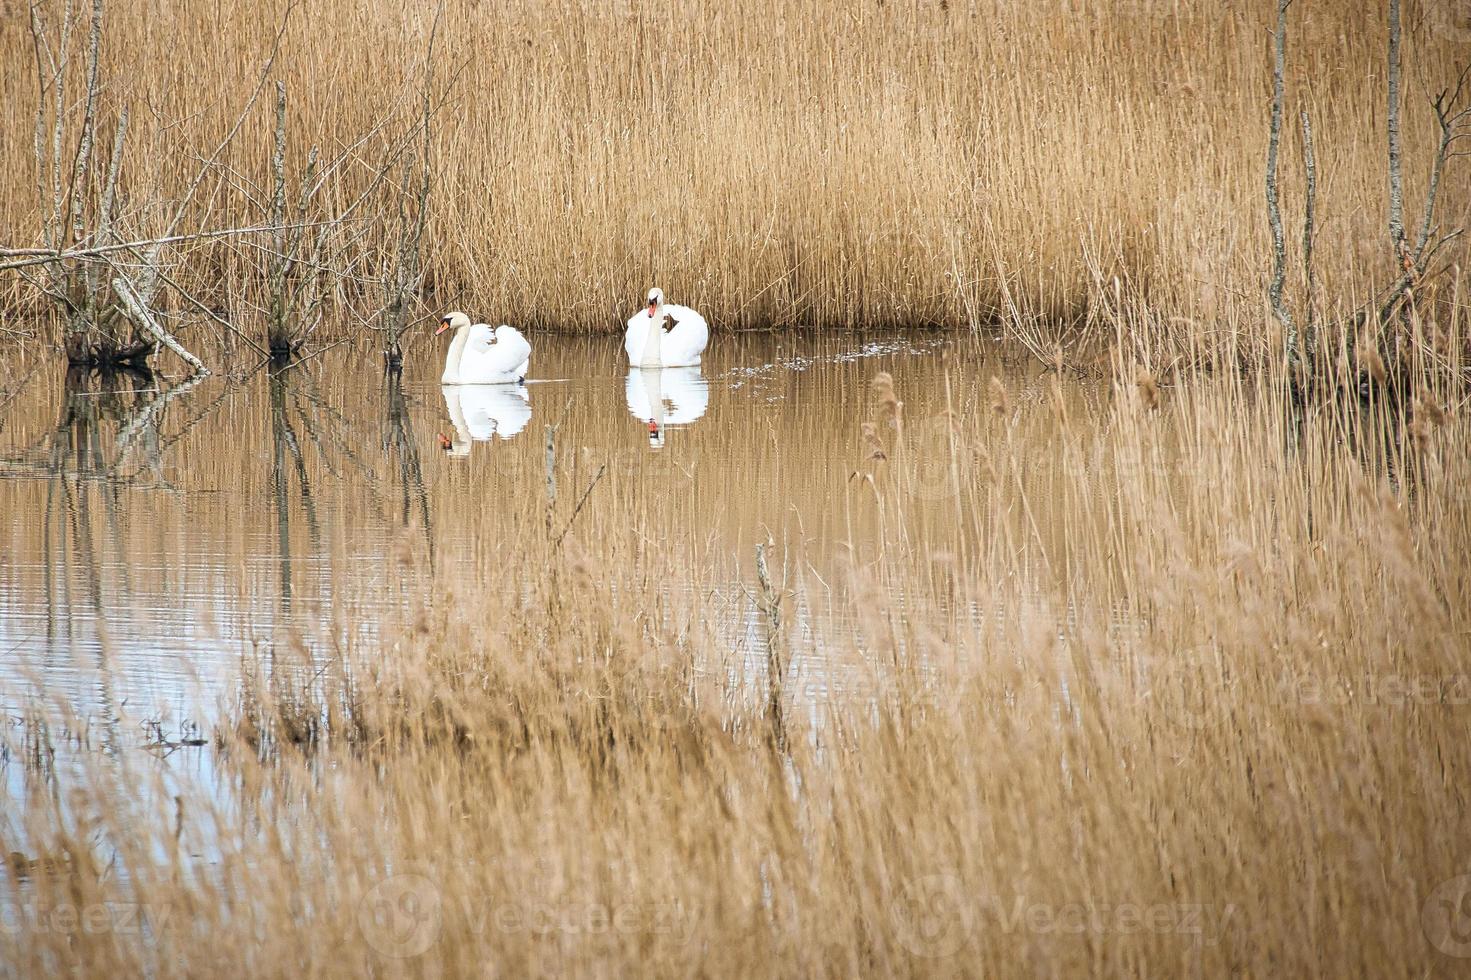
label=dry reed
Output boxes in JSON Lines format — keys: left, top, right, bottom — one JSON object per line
{"left": 2, "top": 1, "right": 1470, "bottom": 975}
{"left": 2, "top": 318, "right": 1468, "bottom": 974}
{"left": 0, "top": 0, "right": 1468, "bottom": 353}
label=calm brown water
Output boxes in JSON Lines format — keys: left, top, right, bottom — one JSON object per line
{"left": 0, "top": 332, "right": 1108, "bottom": 734}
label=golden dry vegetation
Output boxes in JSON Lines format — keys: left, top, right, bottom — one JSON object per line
{"left": 2, "top": 1, "right": 1471, "bottom": 977}
{"left": 2, "top": 324, "right": 1470, "bottom": 974}
{"left": 0, "top": 0, "right": 1467, "bottom": 346}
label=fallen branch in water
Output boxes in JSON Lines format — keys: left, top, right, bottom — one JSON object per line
{"left": 755, "top": 542, "right": 788, "bottom": 753}
{"left": 111, "top": 277, "right": 209, "bottom": 376}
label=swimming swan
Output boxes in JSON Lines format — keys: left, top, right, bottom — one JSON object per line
{"left": 437, "top": 312, "right": 531, "bottom": 384}
{"left": 624, "top": 288, "right": 708, "bottom": 368}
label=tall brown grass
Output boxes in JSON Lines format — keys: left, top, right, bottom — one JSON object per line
{"left": 3, "top": 320, "right": 1469, "bottom": 974}
{"left": 3, "top": 2, "right": 1471, "bottom": 974}
{"left": 1, "top": 0, "right": 1468, "bottom": 347}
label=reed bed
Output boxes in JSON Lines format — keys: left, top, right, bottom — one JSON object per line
{"left": 2, "top": 1, "right": 1470, "bottom": 974}
{"left": 3, "top": 324, "right": 1469, "bottom": 975}
{"left": 1, "top": 0, "right": 1468, "bottom": 348}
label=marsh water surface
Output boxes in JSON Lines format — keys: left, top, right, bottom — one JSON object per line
{"left": 1, "top": 332, "right": 1109, "bottom": 739}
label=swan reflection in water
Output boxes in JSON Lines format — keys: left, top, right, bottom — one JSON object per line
{"left": 439, "top": 384, "right": 532, "bottom": 456}
{"left": 625, "top": 366, "right": 709, "bottom": 448}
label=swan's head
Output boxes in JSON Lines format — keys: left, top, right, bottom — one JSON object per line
{"left": 436, "top": 311, "right": 471, "bottom": 336}
{"left": 646, "top": 287, "right": 664, "bottom": 318}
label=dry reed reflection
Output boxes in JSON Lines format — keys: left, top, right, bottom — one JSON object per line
{"left": 0, "top": 326, "right": 1465, "bottom": 974}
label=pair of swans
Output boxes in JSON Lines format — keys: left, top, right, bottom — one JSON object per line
{"left": 437, "top": 287, "right": 708, "bottom": 384}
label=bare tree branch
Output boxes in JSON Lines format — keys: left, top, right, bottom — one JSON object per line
{"left": 0, "top": 220, "right": 355, "bottom": 272}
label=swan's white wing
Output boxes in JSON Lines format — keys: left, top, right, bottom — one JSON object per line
{"left": 459, "top": 324, "right": 531, "bottom": 382}
{"left": 659, "top": 366, "right": 710, "bottom": 424}
{"left": 661, "top": 304, "right": 709, "bottom": 367}
{"left": 458, "top": 383, "right": 532, "bottom": 439}
{"left": 663, "top": 304, "right": 706, "bottom": 329}
{"left": 492, "top": 326, "right": 532, "bottom": 374}
{"left": 466, "top": 323, "right": 493, "bottom": 346}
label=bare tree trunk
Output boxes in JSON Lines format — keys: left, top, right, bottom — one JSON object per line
{"left": 1300, "top": 106, "right": 1317, "bottom": 352}
{"left": 1387, "top": 0, "right": 1406, "bottom": 263}
{"left": 381, "top": 4, "right": 443, "bottom": 368}
{"left": 268, "top": 80, "right": 291, "bottom": 354}
{"left": 1412, "top": 65, "right": 1471, "bottom": 268}
{"left": 1266, "top": 0, "right": 1297, "bottom": 362}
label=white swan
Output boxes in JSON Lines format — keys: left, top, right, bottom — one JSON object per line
{"left": 440, "top": 384, "right": 532, "bottom": 456}
{"left": 437, "top": 312, "right": 531, "bottom": 384}
{"left": 624, "top": 287, "right": 708, "bottom": 368}
{"left": 625, "top": 366, "right": 709, "bottom": 448}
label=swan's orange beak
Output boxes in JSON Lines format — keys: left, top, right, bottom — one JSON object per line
{"left": 647, "top": 302, "right": 657, "bottom": 318}
{"left": 435, "top": 318, "right": 451, "bottom": 336}
{"left": 437, "top": 432, "right": 452, "bottom": 450}
{"left": 647, "top": 420, "right": 659, "bottom": 434}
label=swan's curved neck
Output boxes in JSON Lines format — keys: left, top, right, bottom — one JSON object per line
{"left": 640, "top": 305, "right": 664, "bottom": 368}
{"left": 442, "top": 324, "right": 470, "bottom": 383}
